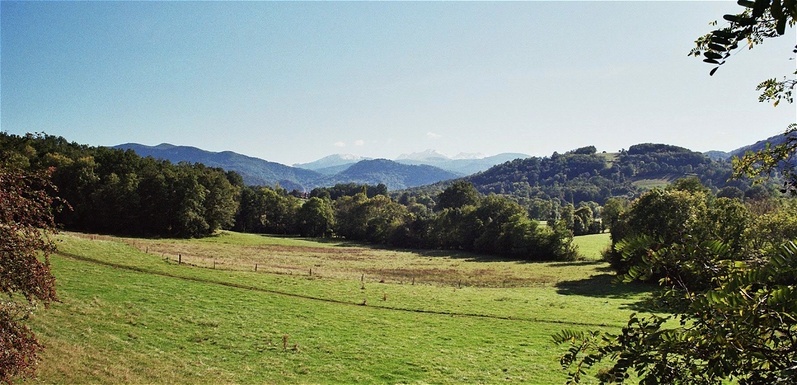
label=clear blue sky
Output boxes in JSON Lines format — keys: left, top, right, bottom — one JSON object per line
{"left": 2, "top": 1, "right": 795, "bottom": 165}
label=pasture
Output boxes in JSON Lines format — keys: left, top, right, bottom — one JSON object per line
{"left": 24, "top": 231, "right": 648, "bottom": 384}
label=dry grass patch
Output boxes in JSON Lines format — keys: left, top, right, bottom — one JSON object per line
{"left": 76, "top": 231, "right": 589, "bottom": 288}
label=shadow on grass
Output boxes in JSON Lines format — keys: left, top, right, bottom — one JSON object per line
{"left": 254, "top": 233, "right": 607, "bottom": 264}
{"left": 252, "top": 233, "right": 366, "bottom": 248}
{"left": 555, "top": 273, "right": 665, "bottom": 312}
{"left": 300, "top": 236, "right": 535, "bottom": 263}
{"left": 414, "top": 249, "right": 527, "bottom": 263}
{"left": 547, "top": 260, "right": 608, "bottom": 268}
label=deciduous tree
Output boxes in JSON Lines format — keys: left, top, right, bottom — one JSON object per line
{"left": 555, "top": 2, "right": 796, "bottom": 381}
{"left": 296, "top": 197, "right": 335, "bottom": 238}
{"left": 0, "top": 166, "right": 61, "bottom": 384}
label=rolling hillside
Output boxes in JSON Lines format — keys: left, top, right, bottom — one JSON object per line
{"left": 405, "top": 144, "right": 745, "bottom": 209}
{"left": 114, "top": 144, "right": 459, "bottom": 191}
{"left": 114, "top": 143, "right": 323, "bottom": 191}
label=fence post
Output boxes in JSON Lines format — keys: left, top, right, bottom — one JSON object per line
{"left": 178, "top": 254, "right": 181, "bottom": 264}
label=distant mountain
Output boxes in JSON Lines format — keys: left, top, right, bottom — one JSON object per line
{"left": 114, "top": 143, "right": 322, "bottom": 191}
{"left": 703, "top": 150, "right": 731, "bottom": 161}
{"left": 312, "top": 164, "right": 360, "bottom": 176}
{"left": 294, "top": 150, "right": 530, "bottom": 177}
{"left": 113, "top": 143, "right": 461, "bottom": 191}
{"left": 397, "top": 149, "right": 450, "bottom": 161}
{"left": 453, "top": 152, "right": 486, "bottom": 160}
{"left": 319, "top": 159, "right": 460, "bottom": 190}
{"left": 729, "top": 132, "right": 791, "bottom": 158}
{"left": 704, "top": 132, "right": 792, "bottom": 162}
{"left": 293, "top": 154, "right": 370, "bottom": 175}
{"left": 396, "top": 152, "right": 528, "bottom": 176}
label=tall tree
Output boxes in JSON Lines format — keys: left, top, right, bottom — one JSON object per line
{"left": 435, "top": 181, "right": 481, "bottom": 211}
{"left": 196, "top": 165, "right": 240, "bottom": 232}
{"left": 296, "top": 197, "right": 335, "bottom": 238}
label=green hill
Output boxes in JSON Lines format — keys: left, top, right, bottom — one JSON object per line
{"left": 406, "top": 144, "right": 744, "bottom": 213}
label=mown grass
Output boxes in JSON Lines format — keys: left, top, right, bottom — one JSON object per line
{"left": 572, "top": 232, "right": 611, "bottom": 261}
{"left": 24, "top": 232, "right": 650, "bottom": 384}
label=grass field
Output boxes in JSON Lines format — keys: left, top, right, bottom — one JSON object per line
{"left": 24, "top": 231, "right": 645, "bottom": 384}
{"left": 572, "top": 232, "right": 611, "bottom": 260}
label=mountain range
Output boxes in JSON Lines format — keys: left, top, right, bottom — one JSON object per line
{"left": 114, "top": 143, "right": 468, "bottom": 191}
{"left": 114, "top": 133, "right": 788, "bottom": 192}
{"left": 293, "top": 149, "right": 529, "bottom": 177}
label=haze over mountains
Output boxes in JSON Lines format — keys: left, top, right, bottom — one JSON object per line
{"left": 293, "top": 149, "right": 530, "bottom": 177}
{"left": 114, "top": 133, "right": 786, "bottom": 193}
{"left": 115, "top": 143, "right": 470, "bottom": 191}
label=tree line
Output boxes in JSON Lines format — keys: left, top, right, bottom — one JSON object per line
{"left": 2, "top": 133, "right": 241, "bottom": 238}
{"left": 1, "top": 132, "right": 576, "bottom": 261}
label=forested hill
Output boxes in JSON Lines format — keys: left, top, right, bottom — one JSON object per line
{"left": 729, "top": 132, "right": 793, "bottom": 160}
{"left": 448, "top": 144, "right": 742, "bottom": 207}
{"left": 115, "top": 143, "right": 322, "bottom": 190}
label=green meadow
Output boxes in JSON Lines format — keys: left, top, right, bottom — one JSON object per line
{"left": 571, "top": 233, "right": 611, "bottom": 260}
{"left": 25, "top": 231, "right": 647, "bottom": 384}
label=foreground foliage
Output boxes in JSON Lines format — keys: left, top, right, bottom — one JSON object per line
{"left": 554, "top": 242, "right": 797, "bottom": 384}
{"left": 0, "top": 167, "right": 60, "bottom": 384}
{"left": 555, "top": 1, "right": 797, "bottom": 381}
{"left": 558, "top": 183, "right": 797, "bottom": 383}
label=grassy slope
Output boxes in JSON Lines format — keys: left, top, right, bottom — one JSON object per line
{"left": 25, "top": 232, "right": 642, "bottom": 384}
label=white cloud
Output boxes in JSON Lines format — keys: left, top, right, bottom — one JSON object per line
{"left": 333, "top": 141, "right": 346, "bottom": 147}
{"left": 354, "top": 139, "right": 365, "bottom": 146}
{"left": 427, "top": 132, "right": 442, "bottom": 139}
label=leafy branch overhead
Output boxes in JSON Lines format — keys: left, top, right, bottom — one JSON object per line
{"left": 690, "top": 0, "right": 796, "bottom": 105}
{"left": 691, "top": 0, "right": 797, "bottom": 185}
{"left": 553, "top": 3, "right": 797, "bottom": 383}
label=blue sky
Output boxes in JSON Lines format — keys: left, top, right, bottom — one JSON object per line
{"left": 2, "top": 1, "right": 795, "bottom": 165}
